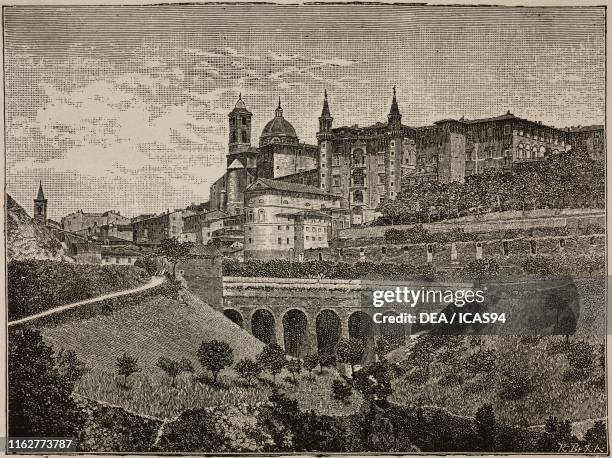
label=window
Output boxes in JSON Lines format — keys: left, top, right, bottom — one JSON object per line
{"left": 248, "top": 237, "right": 252, "bottom": 244}
{"left": 286, "top": 225, "right": 289, "bottom": 230}
{"left": 381, "top": 246, "right": 387, "bottom": 254}
{"left": 278, "top": 238, "right": 282, "bottom": 244}
{"left": 287, "top": 238, "right": 290, "bottom": 244}
{"left": 306, "top": 236, "right": 310, "bottom": 241}
{"left": 318, "top": 237, "right": 322, "bottom": 241}
{"left": 322, "top": 163, "right": 326, "bottom": 168}
{"left": 332, "top": 155, "right": 340, "bottom": 166}
{"left": 306, "top": 227, "right": 309, "bottom": 231}
{"left": 332, "top": 177, "right": 341, "bottom": 187}
{"left": 502, "top": 241, "right": 509, "bottom": 256}
{"left": 504, "top": 124, "right": 511, "bottom": 134}
{"left": 559, "top": 238, "right": 565, "bottom": 248}
{"left": 278, "top": 225, "right": 282, "bottom": 230}
{"left": 427, "top": 244, "right": 434, "bottom": 254}
{"left": 241, "top": 131, "right": 248, "bottom": 143}
{"left": 488, "top": 127, "right": 493, "bottom": 138}
{"left": 530, "top": 240, "right": 537, "bottom": 255}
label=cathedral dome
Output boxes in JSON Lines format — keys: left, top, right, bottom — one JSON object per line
{"left": 260, "top": 98, "right": 298, "bottom": 144}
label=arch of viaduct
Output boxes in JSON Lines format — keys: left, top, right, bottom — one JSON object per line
{"left": 221, "top": 277, "right": 468, "bottom": 358}
{"left": 219, "top": 276, "right": 586, "bottom": 358}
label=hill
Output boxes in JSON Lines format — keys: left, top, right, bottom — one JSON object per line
{"left": 39, "top": 289, "right": 266, "bottom": 418}
{"left": 387, "top": 335, "right": 606, "bottom": 427}
{"left": 6, "top": 194, "right": 71, "bottom": 262}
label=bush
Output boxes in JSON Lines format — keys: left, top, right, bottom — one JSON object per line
{"left": 462, "top": 258, "right": 500, "bottom": 281}
{"left": 134, "top": 254, "right": 159, "bottom": 276}
{"left": 331, "top": 380, "right": 352, "bottom": 402}
{"left": 235, "top": 359, "right": 262, "bottom": 385}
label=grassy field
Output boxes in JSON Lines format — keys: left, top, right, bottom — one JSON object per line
{"left": 40, "top": 291, "right": 361, "bottom": 419}
{"left": 388, "top": 335, "right": 606, "bottom": 426}
{"left": 41, "top": 293, "right": 263, "bottom": 371}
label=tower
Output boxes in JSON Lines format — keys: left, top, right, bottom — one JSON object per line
{"left": 318, "top": 90, "right": 333, "bottom": 135}
{"left": 228, "top": 93, "right": 252, "bottom": 154}
{"left": 387, "top": 86, "right": 402, "bottom": 130}
{"left": 33, "top": 181, "right": 47, "bottom": 224}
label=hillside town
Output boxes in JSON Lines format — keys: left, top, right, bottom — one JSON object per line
{"left": 24, "top": 90, "right": 605, "bottom": 265}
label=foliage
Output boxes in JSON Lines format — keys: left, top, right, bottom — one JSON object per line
{"left": 134, "top": 253, "right": 159, "bottom": 276}
{"left": 115, "top": 353, "right": 140, "bottom": 384}
{"left": 583, "top": 420, "right": 607, "bottom": 451}
{"left": 197, "top": 340, "right": 234, "bottom": 383}
{"left": 563, "top": 341, "right": 594, "bottom": 381}
{"left": 223, "top": 259, "right": 435, "bottom": 282}
{"left": 498, "top": 365, "right": 535, "bottom": 400}
{"left": 156, "top": 404, "right": 275, "bottom": 452}
{"left": 8, "top": 327, "right": 86, "bottom": 437}
{"left": 475, "top": 403, "right": 497, "bottom": 451}
{"left": 7, "top": 260, "right": 149, "bottom": 321}
{"left": 303, "top": 354, "right": 319, "bottom": 375}
{"left": 375, "top": 149, "right": 604, "bottom": 225}
{"left": 462, "top": 258, "right": 500, "bottom": 281}
{"left": 157, "top": 278, "right": 182, "bottom": 300}
{"left": 286, "top": 359, "right": 302, "bottom": 383}
{"left": 156, "top": 238, "right": 194, "bottom": 278}
{"left": 256, "top": 343, "right": 286, "bottom": 382}
{"left": 464, "top": 349, "right": 496, "bottom": 375}
{"left": 156, "top": 357, "right": 194, "bottom": 387}
{"left": 353, "top": 360, "right": 398, "bottom": 403}
{"left": 318, "top": 353, "right": 337, "bottom": 372}
{"left": 336, "top": 337, "right": 365, "bottom": 374}
{"left": 521, "top": 255, "right": 562, "bottom": 277}
{"left": 55, "top": 348, "right": 88, "bottom": 384}
{"left": 331, "top": 379, "right": 352, "bottom": 402}
{"left": 375, "top": 335, "right": 402, "bottom": 358}
{"left": 235, "top": 359, "right": 262, "bottom": 385}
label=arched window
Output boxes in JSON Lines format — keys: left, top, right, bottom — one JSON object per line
{"left": 241, "top": 131, "right": 248, "bottom": 143}
{"left": 352, "top": 148, "right": 365, "bottom": 166}
{"left": 231, "top": 131, "right": 237, "bottom": 143}
{"left": 258, "top": 209, "right": 265, "bottom": 222}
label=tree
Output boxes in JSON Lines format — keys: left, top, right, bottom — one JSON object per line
{"left": 116, "top": 352, "right": 140, "bottom": 385}
{"left": 286, "top": 359, "right": 302, "bottom": 384}
{"left": 318, "top": 353, "right": 337, "bottom": 373}
{"left": 257, "top": 343, "right": 286, "bottom": 382}
{"left": 303, "top": 354, "right": 319, "bottom": 376}
{"left": 156, "top": 357, "right": 194, "bottom": 387}
{"left": 9, "top": 328, "right": 85, "bottom": 437}
{"left": 475, "top": 403, "right": 496, "bottom": 451}
{"left": 134, "top": 253, "right": 159, "bottom": 276}
{"left": 331, "top": 379, "right": 352, "bottom": 402}
{"left": 336, "top": 337, "right": 365, "bottom": 375}
{"left": 157, "top": 238, "right": 194, "bottom": 278}
{"left": 583, "top": 420, "right": 607, "bottom": 451}
{"left": 197, "top": 340, "right": 234, "bottom": 384}
{"left": 375, "top": 335, "right": 401, "bottom": 358}
{"left": 235, "top": 358, "right": 262, "bottom": 385}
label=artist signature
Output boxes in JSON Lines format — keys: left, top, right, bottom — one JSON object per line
{"left": 558, "top": 443, "right": 606, "bottom": 453}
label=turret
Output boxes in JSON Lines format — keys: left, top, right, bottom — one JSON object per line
{"left": 387, "top": 86, "right": 402, "bottom": 130}
{"left": 318, "top": 90, "right": 333, "bottom": 133}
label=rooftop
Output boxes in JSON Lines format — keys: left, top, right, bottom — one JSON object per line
{"left": 247, "top": 177, "right": 341, "bottom": 198}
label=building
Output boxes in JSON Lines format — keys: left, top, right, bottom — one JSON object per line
{"left": 209, "top": 96, "right": 319, "bottom": 216}
{"left": 243, "top": 178, "right": 348, "bottom": 260}
{"left": 33, "top": 181, "right": 47, "bottom": 224}
{"left": 132, "top": 210, "right": 185, "bottom": 244}
{"left": 61, "top": 209, "right": 130, "bottom": 234}
{"left": 315, "top": 89, "right": 605, "bottom": 225}
{"left": 101, "top": 246, "right": 142, "bottom": 265}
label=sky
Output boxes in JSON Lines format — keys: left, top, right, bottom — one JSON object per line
{"left": 4, "top": 4, "right": 605, "bottom": 219}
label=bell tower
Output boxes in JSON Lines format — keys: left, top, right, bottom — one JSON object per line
{"left": 228, "top": 93, "right": 252, "bottom": 154}
{"left": 33, "top": 181, "right": 47, "bottom": 224}
{"left": 387, "top": 86, "right": 402, "bottom": 130}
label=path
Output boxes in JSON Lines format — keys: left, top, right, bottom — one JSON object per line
{"left": 8, "top": 276, "right": 165, "bottom": 326}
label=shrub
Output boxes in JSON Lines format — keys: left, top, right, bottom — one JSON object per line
{"left": 331, "top": 380, "right": 352, "bottom": 402}
{"left": 235, "top": 359, "right": 262, "bottom": 385}
{"left": 116, "top": 353, "right": 140, "bottom": 385}
{"left": 303, "top": 354, "right": 319, "bottom": 375}
{"left": 156, "top": 357, "right": 193, "bottom": 387}
{"left": 134, "top": 254, "right": 159, "bottom": 276}
{"left": 462, "top": 258, "right": 500, "bottom": 281}
{"left": 318, "top": 353, "right": 337, "bottom": 372}
{"left": 337, "top": 337, "right": 365, "bottom": 375}
{"left": 286, "top": 360, "right": 302, "bottom": 384}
